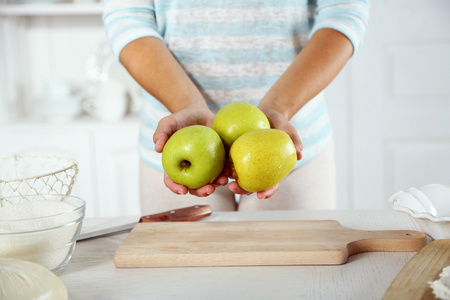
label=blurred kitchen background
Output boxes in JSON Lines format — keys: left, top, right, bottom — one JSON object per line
{"left": 0, "top": 1, "right": 449, "bottom": 218}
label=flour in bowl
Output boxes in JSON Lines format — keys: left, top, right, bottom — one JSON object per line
{"left": 0, "top": 200, "right": 76, "bottom": 222}
{"left": 0, "top": 198, "right": 84, "bottom": 272}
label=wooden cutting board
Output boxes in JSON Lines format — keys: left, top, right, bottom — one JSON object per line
{"left": 114, "top": 220, "right": 427, "bottom": 268}
{"left": 383, "top": 239, "right": 450, "bottom": 300}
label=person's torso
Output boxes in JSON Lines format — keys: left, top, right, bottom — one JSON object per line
{"left": 139, "top": 0, "right": 332, "bottom": 170}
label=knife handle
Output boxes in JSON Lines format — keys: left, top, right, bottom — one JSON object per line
{"left": 139, "top": 205, "right": 212, "bottom": 223}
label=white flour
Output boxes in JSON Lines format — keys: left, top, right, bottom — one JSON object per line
{"left": 429, "top": 266, "right": 450, "bottom": 300}
{"left": 0, "top": 200, "right": 75, "bottom": 221}
{"left": 0, "top": 200, "right": 82, "bottom": 272}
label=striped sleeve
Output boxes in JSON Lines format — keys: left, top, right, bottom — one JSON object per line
{"left": 102, "top": 0, "right": 165, "bottom": 58}
{"left": 310, "top": 0, "right": 369, "bottom": 54}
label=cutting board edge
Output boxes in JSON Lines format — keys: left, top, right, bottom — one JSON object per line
{"left": 113, "top": 249, "right": 350, "bottom": 268}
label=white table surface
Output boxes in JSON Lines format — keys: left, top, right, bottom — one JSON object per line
{"left": 60, "top": 210, "right": 424, "bottom": 300}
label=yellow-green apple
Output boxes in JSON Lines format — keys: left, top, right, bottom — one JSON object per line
{"left": 162, "top": 125, "right": 225, "bottom": 189}
{"left": 212, "top": 102, "right": 270, "bottom": 150}
{"left": 229, "top": 129, "right": 297, "bottom": 192}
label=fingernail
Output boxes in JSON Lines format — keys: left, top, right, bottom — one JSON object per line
{"left": 296, "top": 146, "right": 303, "bottom": 160}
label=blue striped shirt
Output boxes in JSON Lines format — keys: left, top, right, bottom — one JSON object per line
{"left": 103, "top": 0, "right": 369, "bottom": 172}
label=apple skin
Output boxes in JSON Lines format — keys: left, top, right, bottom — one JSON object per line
{"left": 229, "top": 129, "right": 297, "bottom": 192}
{"left": 212, "top": 102, "right": 270, "bottom": 150}
{"left": 162, "top": 125, "right": 225, "bottom": 189}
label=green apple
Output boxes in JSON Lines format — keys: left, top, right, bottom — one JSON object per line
{"left": 229, "top": 129, "right": 297, "bottom": 192}
{"left": 162, "top": 125, "right": 225, "bottom": 189}
{"left": 212, "top": 102, "right": 270, "bottom": 150}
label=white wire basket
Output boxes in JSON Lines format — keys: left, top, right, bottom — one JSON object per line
{"left": 0, "top": 154, "right": 78, "bottom": 200}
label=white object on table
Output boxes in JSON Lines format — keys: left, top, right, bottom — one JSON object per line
{"left": 389, "top": 183, "right": 450, "bottom": 240}
{"left": 60, "top": 210, "right": 423, "bottom": 300}
{"left": 429, "top": 266, "right": 450, "bottom": 300}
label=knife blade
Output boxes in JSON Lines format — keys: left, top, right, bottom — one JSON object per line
{"left": 77, "top": 204, "right": 212, "bottom": 241}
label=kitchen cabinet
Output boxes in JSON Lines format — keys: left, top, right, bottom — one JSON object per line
{"left": 0, "top": 2, "right": 141, "bottom": 218}
{"left": 0, "top": 118, "right": 140, "bottom": 218}
{"left": 0, "top": 2, "right": 106, "bottom": 122}
{"left": 91, "top": 121, "right": 140, "bottom": 217}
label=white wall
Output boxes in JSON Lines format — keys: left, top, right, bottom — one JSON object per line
{"left": 326, "top": 0, "right": 450, "bottom": 209}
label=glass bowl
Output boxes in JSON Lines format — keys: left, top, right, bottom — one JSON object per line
{"left": 0, "top": 194, "right": 86, "bottom": 274}
{"left": 389, "top": 183, "right": 450, "bottom": 240}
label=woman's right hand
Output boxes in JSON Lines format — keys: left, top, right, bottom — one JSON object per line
{"left": 153, "top": 107, "right": 229, "bottom": 197}
{"left": 120, "top": 37, "right": 229, "bottom": 197}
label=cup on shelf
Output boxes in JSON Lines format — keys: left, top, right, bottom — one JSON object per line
{"left": 83, "top": 79, "right": 128, "bottom": 122}
{"left": 33, "top": 78, "right": 84, "bottom": 122}
{"left": 45, "top": 78, "right": 74, "bottom": 100}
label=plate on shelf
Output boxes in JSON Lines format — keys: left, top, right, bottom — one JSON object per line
{"left": 7, "top": 0, "right": 71, "bottom": 4}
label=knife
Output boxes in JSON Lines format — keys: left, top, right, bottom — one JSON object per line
{"left": 77, "top": 205, "right": 212, "bottom": 241}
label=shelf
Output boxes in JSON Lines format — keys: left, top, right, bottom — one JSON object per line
{"left": 5, "top": 115, "right": 140, "bottom": 127}
{"left": 0, "top": 3, "right": 103, "bottom": 16}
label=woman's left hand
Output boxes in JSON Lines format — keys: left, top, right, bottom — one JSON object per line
{"left": 227, "top": 103, "right": 302, "bottom": 199}
{"left": 258, "top": 103, "right": 303, "bottom": 161}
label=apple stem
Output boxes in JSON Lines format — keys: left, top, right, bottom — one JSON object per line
{"left": 180, "top": 160, "right": 191, "bottom": 169}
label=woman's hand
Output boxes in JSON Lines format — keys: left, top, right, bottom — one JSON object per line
{"left": 227, "top": 29, "right": 353, "bottom": 199}
{"left": 227, "top": 103, "right": 302, "bottom": 200}
{"left": 153, "top": 107, "right": 229, "bottom": 197}
{"left": 258, "top": 103, "right": 303, "bottom": 161}
{"left": 228, "top": 181, "right": 281, "bottom": 200}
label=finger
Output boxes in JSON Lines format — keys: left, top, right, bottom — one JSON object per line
{"left": 222, "top": 163, "right": 233, "bottom": 178}
{"left": 280, "top": 125, "right": 303, "bottom": 161}
{"left": 153, "top": 116, "right": 178, "bottom": 153}
{"left": 256, "top": 183, "right": 280, "bottom": 199}
{"left": 188, "top": 184, "right": 215, "bottom": 197}
{"left": 278, "top": 126, "right": 302, "bottom": 161}
{"left": 266, "top": 114, "right": 303, "bottom": 161}
{"left": 296, "top": 147, "right": 303, "bottom": 161}
{"left": 292, "top": 135, "right": 303, "bottom": 161}
{"left": 212, "top": 173, "right": 229, "bottom": 186}
{"left": 154, "top": 136, "right": 168, "bottom": 153}
{"left": 164, "top": 173, "right": 188, "bottom": 195}
{"left": 286, "top": 127, "right": 303, "bottom": 160}
{"left": 228, "top": 181, "right": 252, "bottom": 195}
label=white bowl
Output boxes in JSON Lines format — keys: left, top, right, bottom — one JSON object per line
{"left": 0, "top": 194, "right": 85, "bottom": 274}
{"left": 33, "top": 95, "right": 84, "bottom": 122}
{"left": 389, "top": 183, "right": 450, "bottom": 240}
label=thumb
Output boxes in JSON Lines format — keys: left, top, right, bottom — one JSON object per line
{"left": 276, "top": 122, "right": 303, "bottom": 161}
